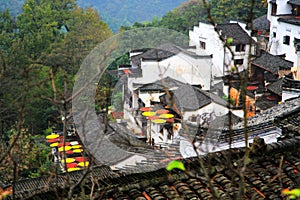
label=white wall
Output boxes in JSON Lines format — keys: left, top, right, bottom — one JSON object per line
{"left": 189, "top": 22, "right": 253, "bottom": 76}
{"left": 282, "top": 89, "right": 300, "bottom": 101}
{"left": 277, "top": 0, "right": 291, "bottom": 15}
{"left": 269, "top": 21, "right": 300, "bottom": 63}
{"left": 189, "top": 22, "right": 224, "bottom": 77}
{"left": 128, "top": 52, "right": 213, "bottom": 92}
{"left": 138, "top": 92, "right": 164, "bottom": 107}
{"left": 267, "top": 0, "right": 299, "bottom": 64}
{"left": 183, "top": 102, "right": 228, "bottom": 122}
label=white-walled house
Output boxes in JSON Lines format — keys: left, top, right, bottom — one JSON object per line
{"left": 128, "top": 44, "right": 214, "bottom": 91}
{"left": 189, "top": 22, "right": 255, "bottom": 76}
{"left": 267, "top": 0, "right": 300, "bottom": 63}
{"left": 131, "top": 80, "right": 229, "bottom": 145}
{"left": 125, "top": 44, "right": 215, "bottom": 115}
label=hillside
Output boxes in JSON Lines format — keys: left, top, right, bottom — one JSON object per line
{"left": 1, "top": 0, "right": 266, "bottom": 32}
{"left": 75, "top": 0, "right": 187, "bottom": 32}
{"left": 0, "top": 0, "right": 186, "bottom": 32}
{"left": 0, "top": 0, "right": 24, "bottom": 17}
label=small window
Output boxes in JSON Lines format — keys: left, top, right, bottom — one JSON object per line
{"left": 234, "top": 59, "right": 244, "bottom": 65}
{"left": 292, "top": 5, "right": 300, "bottom": 16}
{"left": 200, "top": 41, "right": 206, "bottom": 49}
{"left": 271, "top": 3, "right": 277, "bottom": 15}
{"left": 273, "top": 32, "right": 276, "bottom": 38}
{"left": 283, "top": 35, "right": 290, "bottom": 45}
{"left": 235, "top": 44, "right": 246, "bottom": 52}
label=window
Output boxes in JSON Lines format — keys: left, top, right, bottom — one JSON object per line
{"left": 283, "top": 35, "right": 290, "bottom": 45}
{"left": 273, "top": 32, "right": 276, "bottom": 38}
{"left": 271, "top": 3, "right": 277, "bottom": 15}
{"left": 200, "top": 41, "right": 206, "bottom": 49}
{"left": 234, "top": 59, "right": 244, "bottom": 65}
{"left": 295, "top": 37, "right": 300, "bottom": 51}
{"left": 235, "top": 44, "right": 246, "bottom": 52}
{"left": 292, "top": 5, "right": 300, "bottom": 16}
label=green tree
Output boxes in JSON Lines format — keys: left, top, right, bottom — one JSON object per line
{"left": 209, "top": 0, "right": 267, "bottom": 23}
{"left": 159, "top": 0, "right": 205, "bottom": 34}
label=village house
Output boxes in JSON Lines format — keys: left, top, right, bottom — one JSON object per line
{"left": 110, "top": 44, "right": 217, "bottom": 133}
{"left": 268, "top": 0, "right": 300, "bottom": 63}
{"left": 253, "top": 14, "right": 270, "bottom": 50}
{"left": 189, "top": 21, "right": 256, "bottom": 76}
{"left": 131, "top": 77, "right": 229, "bottom": 144}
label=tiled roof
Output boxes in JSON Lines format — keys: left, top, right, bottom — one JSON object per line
{"left": 131, "top": 43, "right": 211, "bottom": 67}
{"left": 255, "top": 95, "right": 279, "bottom": 110}
{"left": 283, "top": 76, "right": 300, "bottom": 89}
{"left": 234, "top": 96, "right": 300, "bottom": 129}
{"left": 251, "top": 51, "right": 293, "bottom": 74}
{"left": 253, "top": 14, "right": 270, "bottom": 31}
{"left": 216, "top": 23, "right": 254, "bottom": 45}
{"left": 210, "top": 111, "right": 242, "bottom": 128}
{"left": 12, "top": 165, "right": 119, "bottom": 200}
{"left": 267, "top": 78, "right": 283, "bottom": 96}
{"left": 133, "top": 76, "right": 185, "bottom": 91}
{"left": 173, "top": 84, "right": 212, "bottom": 111}
{"left": 173, "top": 84, "right": 228, "bottom": 111}
{"left": 12, "top": 138, "right": 300, "bottom": 200}
{"left": 288, "top": 0, "right": 300, "bottom": 6}
{"left": 278, "top": 17, "right": 300, "bottom": 26}
{"left": 276, "top": 106, "right": 300, "bottom": 140}
{"left": 9, "top": 98, "right": 300, "bottom": 199}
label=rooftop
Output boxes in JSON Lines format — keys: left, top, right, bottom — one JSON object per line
{"left": 234, "top": 96, "right": 300, "bottom": 129}
{"left": 131, "top": 43, "right": 211, "bottom": 68}
{"left": 283, "top": 76, "right": 300, "bottom": 89}
{"left": 133, "top": 76, "right": 186, "bottom": 91}
{"left": 267, "top": 78, "right": 283, "bottom": 96}
{"left": 11, "top": 137, "right": 300, "bottom": 199}
{"left": 253, "top": 14, "right": 270, "bottom": 31}
{"left": 278, "top": 16, "right": 300, "bottom": 26}
{"left": 216, "top": 23, "right": 254, "bottom": 45}
{"left": 251, "top": 50, "right": 293, "bottom": 74}
{"left": 288, "top": 0, "right": 300, "bottom": 6}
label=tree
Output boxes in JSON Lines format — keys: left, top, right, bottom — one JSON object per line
{"left": 0, "top": 0, "right": 113, "bottom": 182}
{"left": 160, "top": 0, "right": 205, "bottom": 34}
{"left": 209, "top": 0, "right": 267, "bottom": 23}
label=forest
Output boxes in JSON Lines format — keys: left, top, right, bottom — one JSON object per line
{"left": 0, "top": 0, "right": 187, "bottom": 32}
{"left": 0, "top": 0, "right": 267, "bottom": 184}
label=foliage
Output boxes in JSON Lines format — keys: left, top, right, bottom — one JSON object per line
{"left": 209, "top": 0, "right": 267, "bottom": 24}
{"left": 121, "top": 0, "right": 267, "bottom": 35}
{"left": 166, "top": 160, "right": 186, "bottom": 171}
{"left": 159, "top": 0, "right": 205, "bottom": 34}
{"left": 76, "top": 0, "right": 186, "bottom": 32}
{"left": 282, "top": 188, "right": 300, "bottom": 199}
{"left": 0, "top": 0, "right": 113, "bottom": 182}
{"left": 0, "top": 129, "right": 52, "bottom": 182}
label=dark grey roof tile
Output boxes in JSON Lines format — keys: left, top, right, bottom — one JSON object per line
{"left": 267, "top": 78, "right": 283, "bottom": 95}
{"left": 288, "top": 0, "right": 300, "bottom": 6}
{"left": 216, "top": 23, "right": 254, "bottom": 45}
{"left": 253, "top": 14, "right": 270, "bottom": 31}
{"left": 278, "top": 16, "right": 300, "bottom": 26}
{"left": 283, "top": 76, "right": 300, "bottom": 89}
{"left": 251, "top": 50, "right": 292, "bottom": 74}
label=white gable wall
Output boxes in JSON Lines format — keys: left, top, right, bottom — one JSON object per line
{"left": 276, "top": 0, "right": 291, "bottom": 15}
{"left": 190, "top": 22, "right": 253, "bottom": 76}
{"left": 269, "top": 21, "right": 299, "bottom": 63}
{"left": 189, "top": 23, "right": 224, "bottom": 76}
{"left": 267, "top": 0, "right": 299, "bottom": 64}
{"left": 182, "top": 102, "right": 228, "bottom": 122}
{"left": 128, "top": 52, "right": 213, "bottom": 92}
